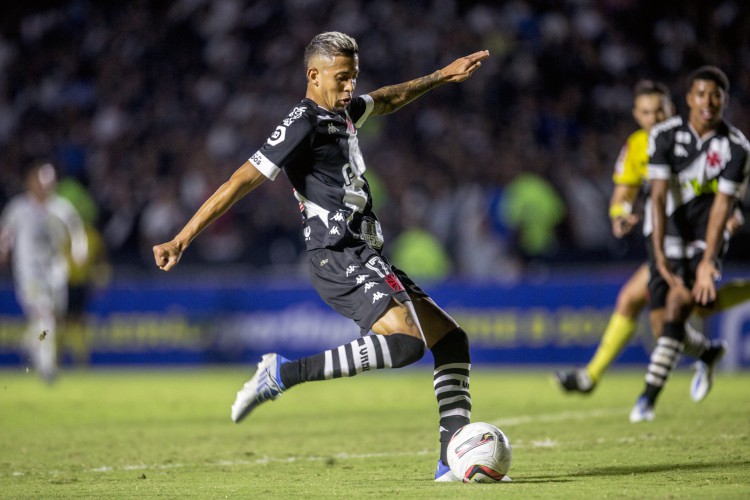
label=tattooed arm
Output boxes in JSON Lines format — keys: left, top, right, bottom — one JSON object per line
{"left": 368, "top": 50, "right": 489, "bottom": 115}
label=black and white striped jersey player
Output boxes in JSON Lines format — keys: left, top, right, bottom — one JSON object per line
{"left": 152, "top": 32, "right": 492, "bottom": 481}
{"left": 631, "top": 65, "right": 749, "bottom": 423}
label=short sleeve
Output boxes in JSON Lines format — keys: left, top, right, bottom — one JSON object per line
{"left": 249, "top": 104, "right": 315, "bottom": 180}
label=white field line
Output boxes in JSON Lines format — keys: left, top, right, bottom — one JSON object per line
{"left": 490, "top": 407, "right": 629, "bottom": 427}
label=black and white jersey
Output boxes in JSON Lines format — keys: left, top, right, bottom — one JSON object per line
{"left": 647, "top": 116, "right": 750, "bottom": 258}
{"left": 248, "top": 95, "right": 381, "bottom": 251}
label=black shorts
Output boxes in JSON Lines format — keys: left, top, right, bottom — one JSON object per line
{"left": 647, "top": 245, "right": 722, "bottom": 310}
{"left": 307, "top": 242, "right": 427, "bottom": 335}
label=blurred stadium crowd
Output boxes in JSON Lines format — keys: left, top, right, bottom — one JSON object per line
{"left": 1, "top": 0, "right": 749, "bottom": 280}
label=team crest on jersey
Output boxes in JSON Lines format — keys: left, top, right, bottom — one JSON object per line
{"left": 705, "top": 150, "right": 723, "bottom": 177}
{"left": 706, "top": 150, "right": 722, "bottom": 167}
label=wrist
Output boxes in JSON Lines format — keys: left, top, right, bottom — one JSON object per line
{"left": 609, "top": 202, "right": 632, "bottom": 220}
{"left": 173, "top": 237, "right": 190, "bottom": 253}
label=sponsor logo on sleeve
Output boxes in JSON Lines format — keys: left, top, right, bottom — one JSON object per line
{"left": 267, "top": 126, "right": 286, "bottom": 146}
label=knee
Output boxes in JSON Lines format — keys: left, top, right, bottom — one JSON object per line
{"left": 430, "top": 327, "right": 470, "bottom": 365}
{"left": 615, "top": 287, "right": 647, "bottom": 317}
{"left": 388, "top": 333, "right": 426, "bottom": 368}
{"left": 665, "top": 287, "right": 692, "bottom": 321}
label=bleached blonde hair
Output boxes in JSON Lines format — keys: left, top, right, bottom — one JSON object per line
{"left": 304, "top": 32, "right": 358, "bottom": 69}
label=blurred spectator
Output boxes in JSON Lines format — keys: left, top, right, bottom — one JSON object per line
{"left": 390, "top": 183, "right": 452, "bottom": 281}
{"left": 499, "top": 172, "right": 566, "bottom": 262}
{"left": 57, "top": 175, "right": 111, "bottom": 365}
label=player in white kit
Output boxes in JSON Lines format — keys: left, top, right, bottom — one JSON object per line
{"left": 0, "top": 161, "right": 88, "bottom": 381}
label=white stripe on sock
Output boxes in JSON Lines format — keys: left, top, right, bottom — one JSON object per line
{"left": 324, "top": 350, "right": 333, "bottom": 380}
{"left": 337, "top": 345, "right": 349, "bottom": 377}
{"left": 375, "top": 335, "right": 392, "bottom": 369}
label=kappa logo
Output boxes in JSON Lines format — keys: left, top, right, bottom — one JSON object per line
{"left": 364, "top": 282, "right": 376, "bottom": 291}
{"left": 327, "top": 123, "right": 339, "bottom": 134}
{"left": 676, "top": 131, "right": 692, "bottom": 144}
{"left": 329, "top": 226, "right": 341, "bottom": 235}
{"left": 267, "top": 126, "right": 286, "bottom": 146}
{"left": 319, "top": 258, "right": 328, "bottom": 266}
{"left": 345, "top": 265, "right": 358, "bottom": 277}
{"left": 371, "top": 291, "right": 387, "bottom": 303}
{"left": 355, "top": 274, "right": 369, "bottom": 284}
{"left": 332, "top": 212, "right": 345, "bottom": 222}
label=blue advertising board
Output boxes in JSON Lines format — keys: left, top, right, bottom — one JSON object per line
{"left": 1, "top": 271, "right": 748, "bottom": 369}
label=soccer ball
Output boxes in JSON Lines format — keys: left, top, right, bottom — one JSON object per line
{"left": 446, "top": 422, "right": 512, "bottom": 483}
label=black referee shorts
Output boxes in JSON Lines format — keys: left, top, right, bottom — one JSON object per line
{"left": 307, "top": 242, "right": 427, "bottom": 335}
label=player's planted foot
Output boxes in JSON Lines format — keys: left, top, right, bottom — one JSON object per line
{"left": 434, "top": 459, "right": 512, "bottom": 483}
{"left": 690, "top": 340, "right": 727, "bottom": 402}
{"left": 629, "top": 396, "right": 655, "bottom": 423}
{"left": 231, "top": 353, "right": 288, "bottom": 423}
{"left": 434, "top": 459, "right": 461, "bottom": 482}
{"left": 554, "top": 368, "right": 594, "bottom": 394}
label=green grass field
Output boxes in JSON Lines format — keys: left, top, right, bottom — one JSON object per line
{"left": 1, "top": 365, "right": 748, "bottom": 499}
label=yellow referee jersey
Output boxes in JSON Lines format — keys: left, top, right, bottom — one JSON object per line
{"left": 612, "top": 129, "right": 648, "bottom": 186}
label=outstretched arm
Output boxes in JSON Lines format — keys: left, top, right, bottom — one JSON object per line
{"left": 153, "top": 161, "right": 267, "bottom": 271}
{"left": 368, "top": 50, "right": 489, "bottom": 115}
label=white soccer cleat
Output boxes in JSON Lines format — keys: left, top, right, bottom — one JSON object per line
{"left": 690, "top": 340, "right": 727, "bottom": 402}
{"left": 629, "top": 396, "right": 655, "bottom": 423}
{"left": 231, "top": 353, "right": 287, "bottom": 423}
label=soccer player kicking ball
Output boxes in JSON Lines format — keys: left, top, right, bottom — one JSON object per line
{"left": 153, "top": 32, "right": 494, "bottom": 481}
{"left": 629, "top": 66, "right": 750, "bottom": 423}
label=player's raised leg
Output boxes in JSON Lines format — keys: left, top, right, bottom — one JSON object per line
{"left": 231, "top": 314, "right": 425, "bottom": 423}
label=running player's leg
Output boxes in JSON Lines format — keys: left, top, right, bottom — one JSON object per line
{"left": 555, "top": 264, "right": 648, "bottom": 393}
{"left": 587, "top": 264, "right": 649, "bottom": 382}
{"left": 703, "top": 279, "right": 750, "bottom": 314}
{"left": 682, "top": 279, "right": 744, "bottom": 401}
{"left": 18, "top": 282, "right": 59, "bottom": 382}
{"left": 683, "top": 278, "right": 750, "bottom": 357}
{"left": 631, "top": 285, "right": 693, "bottom": 422}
